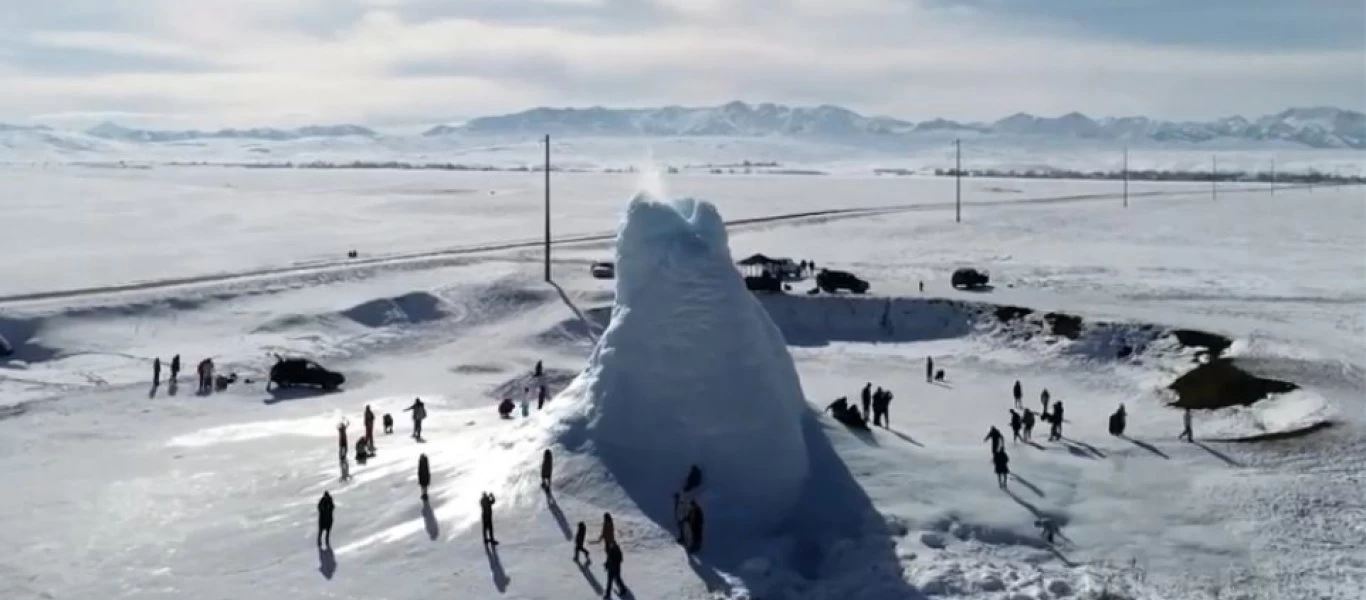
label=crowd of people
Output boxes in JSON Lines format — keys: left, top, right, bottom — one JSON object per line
{"left": 149, "top": 354, "right": 234, "bottom": 394}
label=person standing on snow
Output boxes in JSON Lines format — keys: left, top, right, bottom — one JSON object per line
{"left": 520, "top": 388, "right": 531, "bottom": 417}
{"left": 873, "top": 389, "right": 893, "bottom": 427}
{"left": 1022, "top": 408, "right": 1036, "bottom": 441}
{"left": 169, "top": 354, "right": 180, "bottom": 382}
{"left": 574, "top": 521, "right": 590, "bottom": 563}
{"left": 1012, "top": 380, "right": 1023, "bottom": 409}
{"left": 1040, "top": 388, "right": 1051, "bottom": 414}
{"left": 603, "top": 541, "right": 625, "bottom": 599}
{"left": 404, "top": 398, "right": 427, "bottom": 440}
{"left": 1049, "top": 401, "right": 1065, "bottom": 441}
{"left": 1178, "top": 408, "right": 1194, "bottom": 441}
{"left": 984, "top": 426, "right": 1004, "bottom": 454}
{"left": 594, "top": 512, "right": 616, "bottom": 547}
{"left": 540, "top": 449, "right": 553, "bottom": 490}
{"left": 152, "top": 357, "right": 162, "bottom": 386}
{"left": 992, "top": 449, "right": 1010, "bottom": 489}
{"left": 417, "top": 453, "right": 431, "bottom": 502}
{"left": 337, "top": 418, "right": 350, "bottom": 461}
{"left": 363, "top": 405, "right": 376, "bottom": 452}
{"left": 538, "top": 385, "right": 548, "bottom": 410}
{"left": 480, "top": 492, "right": 498, "bottom": 546}
{"left": 317, "top": 491, "right": 335, "bottom": 548}
{"left": 860, "top": 383, "right": 873, "bottom": 424}
{"left": 926, "top": 356, "right": 934, "bottom": 383}
{"left": 1009, "top": 409, "right": 1023, "bottom": 443}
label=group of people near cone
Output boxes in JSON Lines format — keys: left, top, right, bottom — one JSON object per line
{"left": 334, "top": 398, "right": 425, "bottom": 481}
{"left": 149, "top": 354, "right": 229, "bottom": 394}
{"left": 499, "top": 361, "right": 550, "bottom": 419}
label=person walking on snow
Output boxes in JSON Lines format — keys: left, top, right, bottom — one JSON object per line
{"left": 540, "top": 449, "right": 553, "bottom": 490}
{"left": 1178, "top": 408, "right": 1194, "bottom": 441}
{"left": 152, "top": 357, "right": 162, "bottom": 386}
{"left": 984, "top": 426, "right": 1004, "bottom": 454}
{"left": 573, "top": 521, "right": 590, "bottom": 563}
{"left": 1049, "top": 401, "right": 1065, "bottom": 441}
{"left": 874, "top": 389, "right": 893, "bottom": 428}
{"left": 993, "top": 449, "right": 1010, "bottom": 489}
{"left": 479, "top": 492, "right": 498, "bottom": 546}
{"left": 1040, "top": 388, "right": 1051, "bottom": 413}
{"left": 594, "top": 512, "right": 616, "bottom": 547}
{"left": 1022, "top": 408, "right": 1036, "bottom": 441}
{"left": 538, "top": 385, "right": 547, "bottom": 410}
{"left": 337, "top": 419, "right": 350, "bottom": 461}
{"left": 1009, "top": 409, "right": 1023, "bottom": 443}
{"left": 1012, "top": 380, "right": 1022, "bottom": 409}
{"left": 317, "top": 491, "right": 335, "bottom": 549}
{"left": 417, "top": 453, "right": 431, "bottom": 502}
{"left": 169, "top": 354, "right": 180, "bottom": 382}
{"left": 603, "top": 541, "right": 625, "bottom": 599}
{"left": 404, "top": 398, "right": 427, "bottom": 440}
{"left": 363, "top": 405, "right": 376, "bottom": 452}
{"left": 926, "top": 357, "right": 934, "bottom": 383}
{"left": 860, "top": 383, "right": 873, "bottom": 424}
{"left": 520, "top": 388, "right": 531, "bottom": 418}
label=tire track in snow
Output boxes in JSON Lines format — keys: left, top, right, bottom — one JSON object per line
{"left": 0, "top": 184, "right": 1266, "bottom": 306}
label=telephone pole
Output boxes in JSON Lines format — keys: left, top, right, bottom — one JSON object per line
{"left": 955, "top": 139, "right": 962, "bottom": 223}
{"left": 544, "top": 134, "right": 552, "bottom": 282}
{"left": 1122, "top": 147, "right": 1129, "bottom": 208}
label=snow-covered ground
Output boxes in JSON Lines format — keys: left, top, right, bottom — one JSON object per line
{"left": 1, "top": 167, "right": 1363, "bottom": 600}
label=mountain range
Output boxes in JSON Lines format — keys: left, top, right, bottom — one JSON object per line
{"left": 3, "top": 102, "right": 1363, "bottom": 149}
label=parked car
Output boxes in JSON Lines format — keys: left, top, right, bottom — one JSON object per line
{"left": 951, "top": 268, "right": 990, "bottom": 290}
{"left": 268, "top": 356, "right": 345, "bottom": 391}
{"left": 745, "top": 273, "right": 785, "bottom": 293}
{"left": 590, "top": 261, "right": 615, "bottom": 279}
{"left": 816, "top": 269, "right": 870, "bottom": 294}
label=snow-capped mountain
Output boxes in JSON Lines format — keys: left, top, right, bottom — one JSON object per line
{"left": 426, "top": 102, "right": 1366, "bottom": 149}
{"left": 84, "top": 122, "right": 378, "bottom": 142}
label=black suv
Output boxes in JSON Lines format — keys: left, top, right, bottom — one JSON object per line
{"left": 951, "top": 268, "right": 990, "bottom": 289}
{"left": 816, "top": 269, "right": 870, "bottom": 294}
{"left": 268, "top": 357, "right": 345, "bottom": 391}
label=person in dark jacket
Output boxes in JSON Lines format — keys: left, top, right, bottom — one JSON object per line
{"left": 993, "top": 450, "right": 1010, "bottom": 488}
{"left": 1108, "top": 404, "right": 1127, "bottom": 436}
{"left": 1012, "top": 380, "right": 1022, "bottom": 408}
{"left": 1009, "top": 409, "right": 1022, "bottom": 443}
{"left": 872, "top": 389, "right": 893, "bottom": 427}
{"left": 540, "top": 449, "right": 553, "bottom": 490}
{"left": 363, "top": 405, "right": 376, "bottom": 451}
{"left": 382, "top": 413, "right": 394, "bottom": 434}
{"left": 152, "top": 357, "right": 162, "bottom": 385}
{"left": 354, "top": 438, "right": 369, "bottom": 465}
{"left": 595, "top": 512, "right": 616, "bottom": 547}
{"left": 926, "top": 356, "right": 934, "bottom": 382}
{"left": 538, "top": 385, "right": 548, "bottom": 410}
{"left": 860, "top": 383, "right": 872, "bottom": 423}
{"left": 984, "top": 426, "right": 1004, "bottom": 454}
{"left": 169, "top": 354, "right": 180, "bottom": 382}
{"left": 603, "top": 540, "right": 625, "bottom": 599}
{"left": 418, "top": 453, "right": 431, "bottom": 502}
{"left": 480, "top": 492, "right": 498, "bottom": 545}
{"left": 404, "top": 398, "right": 427, "bottom": 440}
{"left": 1049, "top": 401, "right": 1065, "bottom": 441}
{"left": 1022, "top": 408, "right": 1036, "bottom": 441}
{"left": 574, "top": 521, "right": 590, "bottom": 563}
{"left": 337, "top": 419, "right": 349, "bottom": 461}
{"left": 1040, "top": 388, "right": 1051, "bottom": 413}
{"left": 687, "top": 500, "right": 705, "bottom": 553}
{"left": 317, "top": 491, "right": 335, "bottom": 548}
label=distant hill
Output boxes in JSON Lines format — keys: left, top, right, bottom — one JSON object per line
{"left": 421, "top": 102, "right": 1366, "bottom": 149}
{"left": 83, "top": 122, "right": 378, "bottom": 142}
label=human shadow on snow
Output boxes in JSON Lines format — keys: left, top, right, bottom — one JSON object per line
{"left": 575, "top": 557, "right": 603, "bottom": 595}
{"left": 591, "top": 413, "right": 928, "bottom": 599}
{"left": 1061, "top": 437, "right": 1106, "bottom": 458}
{"left": 1121, "top": 435, "right": 1170, "bottom": 460}
{"left": 485, "top": 544, "right": 509, "bottom": 593}
{"left": 544, "top": 489, "right": 573, "bottom": 540}
{"left": 886, "top": 427, "right": 925, "bottom": 448}
{"left": 421, "top": 502, "right": 439, "bottom": 541}
{"left": 317, "top": 548, "right": 336, "bottom": 580}
{"left": 1010, "top": 474, "right": 1045, "bottom": 498}
{"left": 1193, "top": 441, "right": 1242, "bottom": 467}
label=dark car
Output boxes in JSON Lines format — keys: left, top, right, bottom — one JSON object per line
{"left": 745, "top": 273, "right": 784, "bottom": 293}
{"left": 816, "top": 269, "right": 870, "bottom": 294}
{"left": 951, "top": 268, "right": 990, "bottom": 289}
{"left": 268, "top": 357, "right": 344, "bottom": 391}
{"left": 590, "top": 261, "right": 615, "bottom": 279}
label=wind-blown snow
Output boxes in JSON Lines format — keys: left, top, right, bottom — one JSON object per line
{"left": 552, "top": 194, "right": 811, "bottom": 534}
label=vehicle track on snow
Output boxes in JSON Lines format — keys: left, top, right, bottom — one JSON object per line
{"left": 0, "top": 184, "right": 1270, "bottom": 306}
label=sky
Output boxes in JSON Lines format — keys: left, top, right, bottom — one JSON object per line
{"left": 0, "top": 0, "right": 1362, "bottom": 129}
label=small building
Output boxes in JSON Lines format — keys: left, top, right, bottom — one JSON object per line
{"left": 737, "top": 253, "right": 802, "bottom": 280}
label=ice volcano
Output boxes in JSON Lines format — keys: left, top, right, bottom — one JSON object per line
{"left": 553, "top": 193, "right": 811, "bottom": 534}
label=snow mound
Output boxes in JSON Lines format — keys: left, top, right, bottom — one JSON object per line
{"left": 552, "top": 193, "right": 811, "bottom": 534}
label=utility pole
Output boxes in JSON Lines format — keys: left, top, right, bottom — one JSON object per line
{"left": 544, "top": 134, "right": 552, "bottom": 282}
{"left": 955, "top": 139, "right": 962, "bottom": 223}
{"left": 1122, "top": 147, "right": 1129, "bottom": 208}
{"left": 1211, "top": 155, "right": 1217, "bottom": 201}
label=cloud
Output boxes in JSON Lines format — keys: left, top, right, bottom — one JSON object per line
{"left": 0, "top": 0, "right": 1361, "bottom": 127}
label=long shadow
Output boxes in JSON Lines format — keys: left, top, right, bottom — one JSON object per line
{"left": 1062, "top": 437, "right": 1106, "bottom": 458}
{"left": 1121, "top": 436, "right": 1170, "bottom": 460}
{"left": 590, "top": 414, "right": 927, "bottom": 598}
{"left": 1011, "top": 474, "right": 1046, "bottom": 498}
{"left": 575, "top": 558, "right": 603, "bottom": 596}
{"left": 1005, "top": 488, "right": 1043, "bottom": 518}
{"left": 148, "top": 383, "right": 160, "bottom": 398}
{"left": 1193, "top": 441, "right": 1242, "bottom": 467}
{"left": 1060, "top": 442, "right": 1099, "bottom": 460}
{"left": 167, "top": 381, "right": 178, "bottom": 396}
{"left": 318, "top": 548, "right": 336, "bottom": 580}
{"left": 544, "top": 490, "right": 573, "bottom": 540}
{"left": 422, "top": 502, "right": 440, "bottom": 541}
{"left": 485, "top": 544, "right": 509, "bottom": 593}
{"left": 1023, "top": 440, "right": 1044, "bottom": 450}
{"left": 548, "top": 280, "right": 603, "bottom": 344}
{"left": 687, "top": 555, "right": 733, "bottom": 594}
{"left": 886, "top": 427, "right": 925, "bottom": 447}
{"left": 930, "top": 381, "right": 954, "bottom": 389}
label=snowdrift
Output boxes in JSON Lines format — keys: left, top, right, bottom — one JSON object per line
{"left": 552, "top": 194, "right": 812, "bottom": 533}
